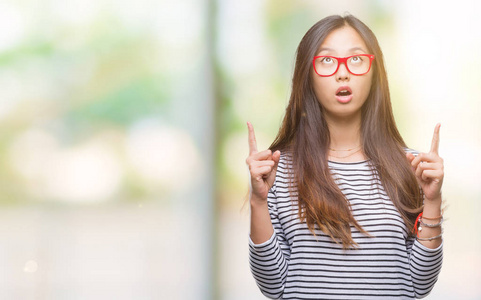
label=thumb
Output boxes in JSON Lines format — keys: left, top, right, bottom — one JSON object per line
{"left": 266, "top": 150, "right": 281, "bottom": 186}
{"left": 405, "top": 152, "right": 415, "bottom": 163}
{"left": 272, "top": 150, "right": 281, "bottom": 165}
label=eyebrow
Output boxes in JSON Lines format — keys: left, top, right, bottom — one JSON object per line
{"left": 318, "top": 46, "right": 368, "bottom": 53}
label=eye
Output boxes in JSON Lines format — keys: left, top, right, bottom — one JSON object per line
{"left": 350, "top": 56, "right": 363, "bottom": 64}
{"left": 321, "top": 57, "right": 334, "bottom": 64}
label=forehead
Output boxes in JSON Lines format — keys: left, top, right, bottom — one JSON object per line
{"left": 317, "top": 26, "right": 369, "bottom": 55}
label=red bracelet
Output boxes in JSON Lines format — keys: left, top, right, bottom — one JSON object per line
{"left": 412, "top": 213, "right": 423, "bottom": 237}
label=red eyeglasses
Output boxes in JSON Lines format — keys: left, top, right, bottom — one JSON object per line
{"left": 312, "top": 54, "right": 375, "bottom": 77}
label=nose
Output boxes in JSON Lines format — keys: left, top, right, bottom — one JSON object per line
{"left": 336, "top": 62, "right": 350, "bottom": 81}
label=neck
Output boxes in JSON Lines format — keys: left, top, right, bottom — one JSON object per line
{"left": 325, "top": 113, "right": 362, "bottom": 150}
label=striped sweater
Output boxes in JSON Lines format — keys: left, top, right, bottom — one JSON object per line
{"left": 248, "top": 152, "right": 443, "bottom": 299}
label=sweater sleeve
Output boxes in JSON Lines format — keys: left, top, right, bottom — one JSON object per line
{"left": 404, "top": 147, "right": 444, "bottom": 297}
{"left": 407, "top": 237, "right": 443, "bottom": 298}
{"left": 248, "top": 179, "right": 291, "bottom": 299}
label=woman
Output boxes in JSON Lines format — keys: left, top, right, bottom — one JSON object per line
{"left": 246, "top": 15, "right": 444, "bottom": 299}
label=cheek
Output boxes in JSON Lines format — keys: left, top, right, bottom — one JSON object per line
{"left": 312, "top": 79, "right": 333, "bottom": 101}
{"left": 358, "top": 76, "right": 373, "bottom": 99}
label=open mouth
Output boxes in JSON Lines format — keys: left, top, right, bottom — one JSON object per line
{"left": 336, "top": 89, "right": 352, "bottom": 96}
{"left": 335, "top": 86, "right": 353, "bottom": 103}
{"left": 336, "top": 86, "right": 352, "bottom": 96}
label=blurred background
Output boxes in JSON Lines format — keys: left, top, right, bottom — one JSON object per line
{"left": 0, "top": 0, "right": 479, "bottom": 299}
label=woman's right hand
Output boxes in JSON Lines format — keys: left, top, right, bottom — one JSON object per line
{"left": 246, "top": 122, "right": 281, "bottom": 202}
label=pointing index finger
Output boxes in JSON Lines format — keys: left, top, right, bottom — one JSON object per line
{"left": 247, "top": 121, "right": 258, "bottom": 155}
{"left": 430, "top": 123, "right": 441, "bottom": 154}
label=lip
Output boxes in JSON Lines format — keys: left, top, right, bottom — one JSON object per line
{"left": 335, "top": 86, "right": 353, "bottom": 104}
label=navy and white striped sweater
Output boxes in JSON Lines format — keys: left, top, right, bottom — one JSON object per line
{"left": 249, "top": 151, "right": 443, "bottom": 299}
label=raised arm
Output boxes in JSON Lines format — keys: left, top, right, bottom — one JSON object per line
{"left": 246, "top": 121, "right": 278, "bottom": 244}
{"left": 246, "top": 122, "right": 289, "bottom": 299}
{"left": 405, "top": 124, "right": 444, "bottom": 297}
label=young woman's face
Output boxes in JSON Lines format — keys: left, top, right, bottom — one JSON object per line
{"left": 311, "top": 26, "right": 373, "bottom": 121}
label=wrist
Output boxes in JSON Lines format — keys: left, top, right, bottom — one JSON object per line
{"left": 424, "top": 193, "right": 442, "bottom": 203}
{"left": 250, "top": 195, "right": 267, "bottom": 206}
{"left": 422, "top": 197, "right": 443, "bottom": 218}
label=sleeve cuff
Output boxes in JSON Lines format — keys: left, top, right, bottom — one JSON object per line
{"left": 413, "top": 239, "right": 444, "bottom": 253}
{"left": 248, "top": 231, "right": 276, "bottom": 250}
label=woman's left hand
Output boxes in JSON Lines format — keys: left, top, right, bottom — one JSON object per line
{"left": 406, "top": 123, "right": 444, "bottom": 201}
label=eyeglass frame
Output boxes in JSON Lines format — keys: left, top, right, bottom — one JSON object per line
{"left": 312, "top": 54, "right": 375, "bottom": 77}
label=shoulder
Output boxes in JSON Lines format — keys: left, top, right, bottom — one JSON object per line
{"left": 278, "top": 151, "right": 293, "bottom": 169}
{"left": 274, "top": 151, "right": 295, "bottom": 186}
